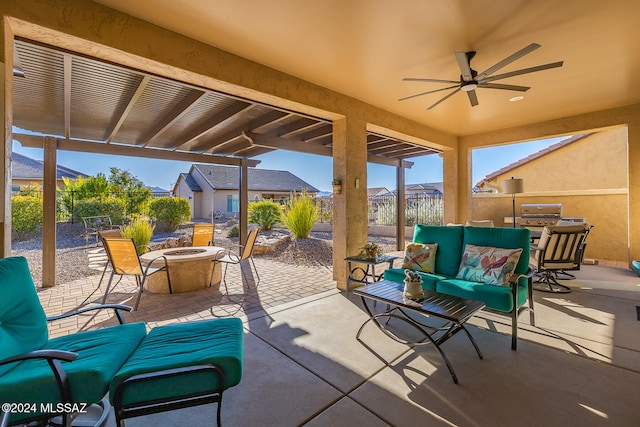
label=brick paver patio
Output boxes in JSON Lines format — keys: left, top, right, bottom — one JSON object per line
{"left": 38, "top": 257, "right": 338, "bottom": 338}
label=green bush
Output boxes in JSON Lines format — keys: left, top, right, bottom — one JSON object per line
{"left": 283, "top": 190, "right": 318, "bottom": 239}
{"left": 73, "top": 197, "right": 127, "bottom": 224}
{"left": 248, "top": 199, "right": 283, "bottom": 231}
{"left": 121, "top": 217, "right": 155, "bottom": 254}
{"left": 150, "top": 197, "right": 191, "bottom": 231}
{"left": 11, "top": 195, "right": 43, "bottom": 238}
{"left": 227, "top": 225, "right": 239, "bottom": 238}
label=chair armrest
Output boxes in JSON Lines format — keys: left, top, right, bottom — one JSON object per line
{"left": 0, "top": 350, "right": 79, "bottom": 407}
{"left": 47, "top": 304, "right": 133, "bottom": 325}
{"left": 0, "top": 349, "right": 78, "bottom": 367}
{"left": 216, "top": 248, "right": 241, "bottom": 263}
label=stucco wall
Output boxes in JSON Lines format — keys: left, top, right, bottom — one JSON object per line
{"left": 471, "top": 128, "right": 629, "bottom": 263}
{"left": 483, "top": 128, "right": 627, "bottom": 191}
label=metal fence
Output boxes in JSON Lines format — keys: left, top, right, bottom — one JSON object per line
{"left": 13, "top": 189, "right": 169, "bottom": 222}
{"left": 315, "top": 193, "right": 444, "bottom": 226}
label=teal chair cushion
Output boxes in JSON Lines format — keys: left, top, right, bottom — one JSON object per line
{"left": 0, "top": 322, "right": 146, "bottom": 423}
{"left": 436, "top": 278, "right": 529, "bottom": 313}
{"left": 382, "top": 268, "right": 443, "bottom": 291}
{"left": 110, "top": 317, "right": 244, "bottom": 406}
{"left": 0, "top": 257, "right": 48, "bottom": 376}
{"left": 413, "top": 225, "right": 464, "bottom": 277}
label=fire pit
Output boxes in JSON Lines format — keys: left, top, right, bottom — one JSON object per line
{"left": 139, "top": 246, "right": 225, "bottom": 293}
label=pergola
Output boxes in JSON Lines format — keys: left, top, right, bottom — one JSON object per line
{"left": 9, "top": 38, "right": 439, "bottom": 287}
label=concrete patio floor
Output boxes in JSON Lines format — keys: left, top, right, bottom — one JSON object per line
{"left": 36, "top": 257, "right": 640, "bottom": 426}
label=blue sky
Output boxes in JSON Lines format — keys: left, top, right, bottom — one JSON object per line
{"left": 11, "top": 136, "right": 564, "bottom": 192}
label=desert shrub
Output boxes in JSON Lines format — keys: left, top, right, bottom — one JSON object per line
{"left": 73, "top": 197, "right": 126, "bottom": 224}
{"left": 248, "top": 199, "right": 283, "bottom": 231}
{"left": 150, "top": 197, "right": 191, "bottom": 231}
{"left": 227, "top": 225, "right": 239, "bottom": 238}
{"left": 121, "top": 217, "right": 155, "bottom": 254}
{"left": 283, "top": 190, "right": 318, "bottom": 239}
{"left": 11, "top": 195, "right": 43, "bottom": 238}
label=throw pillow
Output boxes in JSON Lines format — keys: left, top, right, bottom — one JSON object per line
{"left": 402, "top": 242, "right": 438, "bottom": 273}
{"left": 456, "top": 244, "right": 523, "bottom": 286}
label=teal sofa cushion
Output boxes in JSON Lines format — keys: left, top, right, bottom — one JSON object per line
{"left": 462, "top": 226, "right": 530, "bottom": 275}
{"left": 0, "top": 257, "right": 48, "bottom": 376}
{"left": 413, "top": 225, "right": 464, "bottom": 277}
{"left": 436, "top": 279, "right": 529, "bottom": 313}
{"left": 110, "top": 317, "right": 244, "bottom": 406}
{"left": 0, "top": 322, "right": 146, "bottom": 423}
{"left": 383, "top": 268, "right": 443, "bottom": 291}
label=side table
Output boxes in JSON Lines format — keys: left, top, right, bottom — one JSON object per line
{"left": 344, "top": 254, "right": 399, "bottom": 295}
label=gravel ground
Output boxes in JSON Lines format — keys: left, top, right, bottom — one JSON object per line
{"left": 11, "top": 221, "right": 399, "bottom": 286}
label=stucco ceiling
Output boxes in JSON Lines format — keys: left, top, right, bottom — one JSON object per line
{"left": 93, "top": 0, "right": 640, "bottom": 137}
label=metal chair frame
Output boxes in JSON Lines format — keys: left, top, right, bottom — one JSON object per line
{"left": 101, "top": 237, "right": 172, "bottom": 310}
{"left": 530, "top": 225, "right": 589, "bottom": 293}
{"left": 192, "top": 223, "right": 215, "bottom": 247}
{"left": 216, "top": 228, "right": 260, "bottom": 293}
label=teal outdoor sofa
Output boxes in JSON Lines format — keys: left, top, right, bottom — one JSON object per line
{"left": 0, "top": 256, "right": 243, "bottom": 427}
{"left": 383, "top": 225, "right": 534, "bottom": 350}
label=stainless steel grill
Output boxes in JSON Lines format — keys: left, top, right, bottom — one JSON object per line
{"left": 520, "top": 203, "right": 563, "bottom": 228}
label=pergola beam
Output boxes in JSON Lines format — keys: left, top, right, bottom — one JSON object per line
{"left": 13, "top": 133, "right": 260, "bottom": 167}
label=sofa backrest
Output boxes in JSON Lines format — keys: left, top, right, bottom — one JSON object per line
{"left": 413, "top": 225, "right": 464, "bottom": 277}
{"left": 0, "top": 256, "right": 49, "bottom": 375}
{"left": 462, "top": 226, "right": 531, "bottom": 275}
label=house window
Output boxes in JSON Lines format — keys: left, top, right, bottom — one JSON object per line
{"left": 227, "top": 194, "right": 239, "bottom": 212}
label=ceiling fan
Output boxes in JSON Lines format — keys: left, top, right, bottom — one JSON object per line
{"left": 399, "top": 43, "right": 563, "bottom": 110}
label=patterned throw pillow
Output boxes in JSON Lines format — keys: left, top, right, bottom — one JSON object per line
{"left": 402, "top": 242, "right": 438, "bottom": 273}
{"left": 455, "top": 244, "right": 523, "bottom": 286}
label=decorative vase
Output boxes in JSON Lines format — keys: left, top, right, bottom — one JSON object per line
{"left": 332, "top": 184, "right": 342, "bottom": 194}
{"left": 403, "top": 279, "right": 423, "bottom": 300}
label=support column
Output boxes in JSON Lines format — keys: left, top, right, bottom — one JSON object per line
{"left": 239, "top": 159, "right": 249, "bottom": 247}
{"left": 42, "top": 137, "right": 57, "bottom": 287}
{"left": 332, "top": 116, "right": 368, "bottom": 290}
{"left": 1, "top": 59, "right": 8, "bottom": 257}
{"left": 1, "top": 22, "right": 12, "bottom": 257}
{"left": 441, "top": 149, "right": 458, "bottom": 225}
{"left": 628, "top": 123, "right": 639, "bottom": 265}
{"left": 396, "top": 161, "right": 406, "bottom": 250}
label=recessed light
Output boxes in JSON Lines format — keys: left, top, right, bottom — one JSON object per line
{"left": 510, "top": 96, "right": 525, "bottom": 102}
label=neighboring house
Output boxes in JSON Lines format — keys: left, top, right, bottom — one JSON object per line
{"left": 11, "top": 152, "right": 88, "bottom": 193}
{"left": 405, "top": 182, "right": 443, "bottom": 196}
{"left": 173, "top": 164, "right": 319, "bottom": 220}
{"left": 368, "top": 187, "right": 390, "bottom": 198}
{"left": 146, "top": 186, "right": 170, "bottom": 198}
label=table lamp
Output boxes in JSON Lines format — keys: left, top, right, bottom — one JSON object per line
{"left": 503, "top": 177, "right": 524, "bottom": 228}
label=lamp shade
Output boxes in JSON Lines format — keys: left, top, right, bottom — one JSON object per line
{"left": 503, "top": 177, "right": 524, "bottom": 194}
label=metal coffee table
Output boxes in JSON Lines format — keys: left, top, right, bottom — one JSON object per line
{"left": 354, "top": 280, "right": 485, "bottom": 384}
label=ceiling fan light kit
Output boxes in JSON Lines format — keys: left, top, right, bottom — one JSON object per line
{"left": 400, "top": 43, "right": 563, "bottom": 110}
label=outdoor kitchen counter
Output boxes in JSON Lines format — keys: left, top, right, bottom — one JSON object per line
{"left": 139, "top": 246, "right": 225, "bottom": 293}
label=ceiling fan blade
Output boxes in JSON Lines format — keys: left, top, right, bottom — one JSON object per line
{"left": 476, "top": 43, "right": 541, "bottom": 80}
{"left": 402, "top": 77, "right": 460, "bottom": 84}
{"left": 467, "top": 90, "right": 479, "bottom": 107}
{"left": 481, "top": 61, "right": 564, "bottom": 83}
{"left": 398, "top": 85, "right": 459, "bottom": 101}
{"left": 455, "top": 51, "right": 474, "bottom": 81}
{"left": 478, "top": 82, "right": 530, "bottom": 92}
{"left": 427, "top": 87, "right": 461, "bottom": 110}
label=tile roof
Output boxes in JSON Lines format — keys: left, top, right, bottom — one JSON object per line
{"left": 11, "top": 152, "right": 88, "bottom": 180}
{"left": 193, "top": 164, "right": 319, "bottom": 192}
